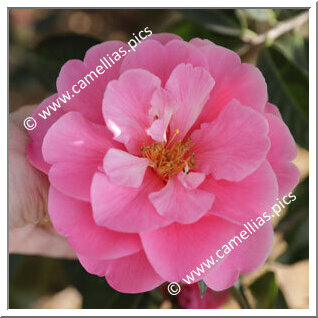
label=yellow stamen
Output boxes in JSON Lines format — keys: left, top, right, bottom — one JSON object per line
{"left": 141, "top": 133, "right": 195, "bottom": 182}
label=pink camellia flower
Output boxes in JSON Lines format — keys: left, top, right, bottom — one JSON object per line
{"left": 27, "top": 33, "right": 299, "bottom": 293}
{"left": 176, "top": 284, "right": 229, "bottom": 309}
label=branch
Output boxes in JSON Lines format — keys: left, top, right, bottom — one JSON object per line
{"left": 238, "top": 10, "right": 309, "bottom": 56}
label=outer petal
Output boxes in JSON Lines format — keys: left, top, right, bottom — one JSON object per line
{"left": 201, "top": 161, "right": 278, "bottom": 223}
{"left": 105, "top": 251, "right": 164, "bottom": 293}
{"left": 200, "top": 43, "right": 241, "bottom": 82}
{"left": 203, "top": 222, "right": 273, "bottom": 291}
{"left": 265, "top": 102, "right": 282, "bottom": 119}
{"left": 141, "top": 215, "right": 240, "bottom": 282}
{"left": 48, "top": 187, "right": 142, "bottom": 259}
{"left": 27, "top": 93, "right": 66, "bottom": 174}
{"left": 194, "top": 54, "right": 267, "bottom": 127}
{"left": 91, "top": 171, "right": 171, "bottom": 233}
{"left": 102, "top": 69, "right": 161, "bottom": 154}
{"left": 42, "top": 111, "right": 116, "bottom": 201}
{"left": 191, "top": 100, "right": 270, "bottom": 181}
{"left": 56, "top": 41, "right": 130, "bottom": 124}
{"left": 78, "top": 254, "right": 109, "bottom": 277}
{"left": 27, "top": 141, "right": 51, "bottom": 174}
{"left": 79, "top": 251, "right": 164, "bottom": 293}
{"left": 189, "top": 38, "right": 215, "bottom": 48}
{"left": 166, "top": 63, "right": 215, "bottom": 140}
{"left": 103, "top": 148, "right": 149, "bottom": 188}
{"left": 266, "top": 113, "right": 300, "bottom": 197}
{"left": 146, "top": 32, "right": 182, "bottom": 45}
{"left": 176, "top": 284, "right": 229, "bottom": 309}
{"left": 149, "top": 175, "right": 214, "bottom": 224}
{"left": 120, "top": 39, "right": 209, "bottom": 85}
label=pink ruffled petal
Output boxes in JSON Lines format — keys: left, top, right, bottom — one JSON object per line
{"left": 43, "top": 112, "right": 114, "bottom": 164}
{"left": 91, "top": 171, "right": 171, "bottom": 233}
{"left": 147, "top": 119, "right": 167, "bottom": 142}
{"left": 164, "top": 40, "right": 209, "bottom": 82}
{"left": 120, "top": 39, "right": 209, "bottom": 85}
{"left": 147, "top": 88, "right": 177, "bottom": 142}
{"left": 177, "top": 171, "right": 206, "bottom": 190}
{"left": 105, "top": 251, "right": 164, "bottom": 293}
{"left": 189, "top": 38, "right": 216, "bottom": 48}
{"left": 149, "top": 175, "right": 214, "bottom": 224}
{"left": 166, "top": 63, "right": 215, "bottom": 140}
{"left": 56, "top": 41, "right": 130, "bottom": 124}
{"left": 79, "top": 250, "right": 165, "bottom": 293}
{"left": 49, "top": 162, "right": 98, "bottom": 201}
{"left": 103, "top": 148, "right": 149, "bottom": 188}
{"left": 141, "top": 215, "right": 239, "bottom": 282}
{"left": 28, "top": 93, "right": 65, "bottom": 142}
{"left": 78, "top": 254, "right": 109, "bottom": 277}
{"left": 194, "top": 59, "right": 267, "bottom": 128}
{"left": 203, "top": 222, "right": 273, "bottom": 291}
{"left": 42, "top": 111, "right": 116, "bottom": 201}
{"left": 201, "top": 161, "right": 278, "bottom": 223}
{"left": 266, "top": 113, "right": 300, "bottom": 197}
{"left": 200, "top": 44, "right": 241, "bottom": 84}
{"left": 120, "top": 40, "right": 166, "bottom": 81}
{"left": 176, "top": 284, "right": 229, "bottom": 309}
{"left": 27, "top": 93, "right": 66, "bottom": 174}
{"left": 27, "top": 141, "right": 50, "bottom": 174}
{"left": 48, "top": 187, "right": 142, "bottom": 259}
{"left": 102, "top": 69, "right": 161, "bottom": 154}
{"left": 147, "top": 32, "right": 182, "bottom": 44}
{"left": 191, "top": 99, "right": 270, "bottom": 181}
{"left": 265, "top": 102, "right": 282, "bottom": 119}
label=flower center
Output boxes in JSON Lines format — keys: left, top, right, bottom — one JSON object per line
{"left": 141, "top": 130, "right": 195, "bottom": 181}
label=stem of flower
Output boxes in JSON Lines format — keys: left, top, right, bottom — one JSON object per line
{"left": 229, "top": 281, "right": 251, "bottom": 309}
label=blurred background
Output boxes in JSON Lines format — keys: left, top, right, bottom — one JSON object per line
{"left": 9, "top": 8, "right": 309, "bottom": 309}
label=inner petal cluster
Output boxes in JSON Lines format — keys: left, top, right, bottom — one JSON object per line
{"left": 141, "top": 130, "right": 195, "bottom": 181}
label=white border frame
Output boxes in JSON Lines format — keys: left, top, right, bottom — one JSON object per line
{"left": 3, "top": 1, "right": 316, "bottom": 316}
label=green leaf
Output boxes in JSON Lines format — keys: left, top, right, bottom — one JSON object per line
{"left": 257, "top": 47, "right": 309, "bottom": 149}
{"left": 178, "top": 9, "right": 242, "bottom": 37}
{"left": 242, "top": 9, "right": 276, "bottom": 22}
{"left": 249, "top": 271, "right": 287, "bottom": 308}
{"left": 197, "top": 280, "right": 208, "bottom": 298}
{"left": 28, "top": 34, "right": 101, "bottom": 91}
{"left": 276, "top": 177, "right": 309, "bottom": 264}
{"left": 274, "top": 33, "right": 308, "bottom": 76}
{"left": 169, "top": 20, "right": 243, "bottom": 51}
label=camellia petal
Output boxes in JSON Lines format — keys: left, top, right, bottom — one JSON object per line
{"left": 266, "top": 113, "right": 300, "bottom": 197}
{"left": 202, "top": 161, "right": 278, "bottom": 224}
{"left": 166, "top": 63, "right": 215, "bottom": 140}
{"left": 103, "top": 148, "right": 149, "bottom": 188}
{"left": 57, "top": 41, "right": 130, "bottom": 124}
{"left": 42, "top": 111, "right": 116, "bottom": 201}
{"left": 149, "top": 175, "right": 214, "bottom": 224}
{"left": 104, "top": 250, "right": 165, "bottom": 293}
{"left": 191, "top": 99, "right": 270, "bottom": 181}
{"left": 141, "top": 215, "right": 239, "bottom": 282}
{"left": 102, "top": 69, "right": 161, "bottom": 154}
{"left": 203, "top": 222, "right": 273, "bottom": 291}
{"left": 91, "top": 171, "right": 171, "bottom": 233}
{"left": 48, "top": 187, "right": 142, "bottom": 259}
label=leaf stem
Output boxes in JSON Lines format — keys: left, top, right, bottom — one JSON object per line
{"left": 238, "top": 10, "right": 309, "bottom": 56}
